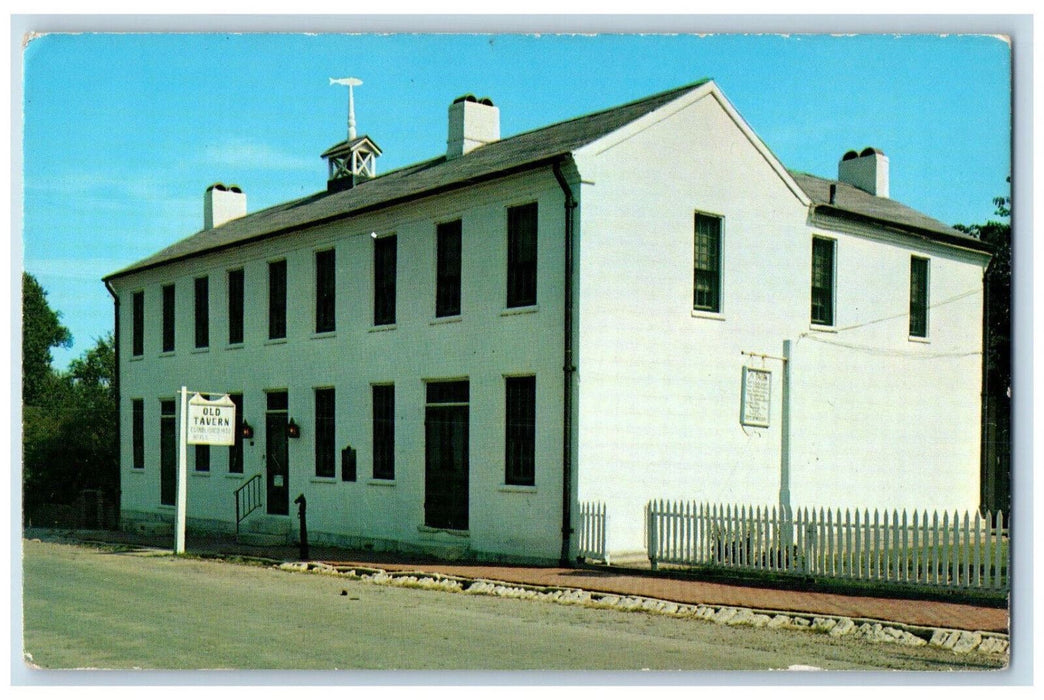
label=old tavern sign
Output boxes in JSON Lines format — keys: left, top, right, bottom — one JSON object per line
{"left": 187, "top": 393, "right": 236, "bottom": 446}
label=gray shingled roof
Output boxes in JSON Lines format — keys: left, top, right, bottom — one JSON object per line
{"left": 790, "top": 171, "right": 989, "bottom": 252}
{"left": 105, "top": 80, "right": 709, "bottom": 281}
{"left": 105, "top": 79, "right": 988, "bottom": 281}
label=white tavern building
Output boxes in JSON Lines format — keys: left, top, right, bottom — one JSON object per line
{"left": 104, "top": 80, "right": 991, "bottom": 563}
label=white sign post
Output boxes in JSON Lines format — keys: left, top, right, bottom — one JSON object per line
{"left": 176, "top": 388, "right": 236, "bottom": 554}
{"left": 739, "top": 341, "right": 793, "bottom": 515}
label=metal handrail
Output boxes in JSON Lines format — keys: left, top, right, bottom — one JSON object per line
{"left": 234, "top": 473, "right": 264, "bottom": 535}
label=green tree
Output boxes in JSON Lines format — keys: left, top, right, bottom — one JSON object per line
{"left": 21, "top": 272, "right": 71, "bottom": 406}
{"left": 955, "top": 190, "right": 1011, "bottom": 513}
{"left": 955, "top": 193, "right": 1011, "bottom": 395}
{"left": 68, "top": 331, "right": 115, "bottom": 392}
{"left": 24, "top": 333, "right": 118, "bottom": 517}
{"left": 22, "top": 275, "right": 117, "bottom": 524}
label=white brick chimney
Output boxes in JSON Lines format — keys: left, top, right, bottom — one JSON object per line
{"left": 446, "top": 95, "right": 499, "bottom": 159}
{"left": 204, "top": 183, "right": 247, "bottom": 229}
{"left": 838, "top": 147, "right": 889, "bottom": 198}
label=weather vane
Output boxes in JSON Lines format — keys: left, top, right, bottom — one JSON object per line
{"left": 330, "top": 77, "right": 363, "bottom": 140}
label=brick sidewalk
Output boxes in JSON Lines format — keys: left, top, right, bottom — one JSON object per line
{"left": 325, "top": 559, "right": 1008, "bottom": 633}
{"left": 26, "top": 528, "right": 1008, "bottom": 634}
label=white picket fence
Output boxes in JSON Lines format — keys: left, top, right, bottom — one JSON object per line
{"left": 646, "top": 500, "right": 1009, "bottom": 591}
{"left": 577, "top": 501, "right": 609, "bottom": 563}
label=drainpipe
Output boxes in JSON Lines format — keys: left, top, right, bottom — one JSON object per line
{"left": 104, "top": 279, "right": 121, "bottom": 529}
{"left": 979, "top": 266, "right": 991, "bottom": 513}
{"left": 552, "top": 159, "right": 577, "bottom": 567}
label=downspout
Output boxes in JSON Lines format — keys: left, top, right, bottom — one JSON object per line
{"left": 552, "top": 159, "right": 577, "bottom": 566}
{"left": 104, "top": 279, "right": 121, "bottom": 529}
{"left": 979, "top": 265, "right": 991, "bottom": 513}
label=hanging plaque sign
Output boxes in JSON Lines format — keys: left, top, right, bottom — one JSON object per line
{"left": 187, "top": 393, "right": 236, "bottom": 446}
{"left": 740, "top": 367, "right": 771, "bottom": 428}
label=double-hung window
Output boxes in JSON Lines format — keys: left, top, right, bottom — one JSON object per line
{"left": 228, "top": 393, "right": 244, "bottom": 474}
{"left": 131, "top": 291, "right": 144, "bottom": 357}
{"left": 507, "top": 203, "right": 538, "bottom": 308}
{"left": 161, "top": 284, "right": 175, "bottom": 352}
{"left": 132, "top": 399, "right": 144, "bottom": 469}
{"left": 810, "top": 237, "right": 836, "bottom": 326}
{"left": 436, "top": 220, "right": 462, "bottom": 317}
{"left": 227, "top": 269, "right": 244, "bottom": 344}
{"left": 315, "top": 249, "right": 336, "bottom": 334}
{"left": 194, "top": 276, "right": 209, "bottom": 349}
{"left": 374, "top": 236, "right": 397, "bottom": 326}
{"left": 910, "top": 256, "right": 930, "bottom": 338}
{"left": 269, "top": 260, "right": 287, "bottom": 340}
{"left": 693, "top": 213, "right": 722, "bottom": 312}
{"left": 505, "top": 376, "right": 536, "bottom": 486}
{"left": 372, "top": 384, "right": 395, "bottom": 479}
{"left": 195, "top": 444, "right": 210, "bottom": 472}
{"left": 160, "top": 399, "right": 176, "bottom": 505}
{"left": 315, "top": 388, "right": 336, "bottom": 478}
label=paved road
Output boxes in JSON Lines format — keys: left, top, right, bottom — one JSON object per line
{"left": 31, "top": 527, "right": 1008, "bottom": 633}
{"left": 21, "top": 539, "right": 1005, "bottom": 672}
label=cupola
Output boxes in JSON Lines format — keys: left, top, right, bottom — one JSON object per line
{"left": 324, "top": 77, "right": 381, "bottom": 193}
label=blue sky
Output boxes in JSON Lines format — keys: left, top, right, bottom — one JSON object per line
{"left": 19, "top": 31, "right": 1012, "bottom": 369}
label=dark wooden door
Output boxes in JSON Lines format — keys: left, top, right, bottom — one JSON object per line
{"left": 265, "top": 400, "right": 289, "bottom": 516}
{"left": 425, "top": 401, "right": 469, "bottom": 530}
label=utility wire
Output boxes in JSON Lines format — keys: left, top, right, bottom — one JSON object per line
{"left": 798, "top": 332, "right": 981, "bottom": 359}
{"left": 832, "top": 287, "right": 980, "bottom": 333}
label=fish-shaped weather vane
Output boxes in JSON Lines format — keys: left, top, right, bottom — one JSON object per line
{"left": 330, "top": 77, "right": 363, "bottom": 140}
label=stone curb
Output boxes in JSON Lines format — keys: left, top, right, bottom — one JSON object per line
{"left": 278, "top": 561, "right": 1009, "bottom": 659}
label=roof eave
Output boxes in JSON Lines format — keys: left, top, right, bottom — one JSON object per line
{"left": 103, "top": 153, "right": 573, "bottom": 284}
{"left": 812, "top": 204, "right": 993, "bottom": 256}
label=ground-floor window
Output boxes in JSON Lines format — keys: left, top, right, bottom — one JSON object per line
{"left": 314, "top": 387, "right": 335, "bottom": 478}
{"left": 159, "top": 399, "right": 176, "bottom": 506}
{"left": 341, "top": 445, "right": 357, "bottom": 482}
{"left": 505, "top": 376, "right": 536, "bottom": 486}
{"left": 132, "top": 399, "right": 144, "bottom": 469}
{"left": 228, "top": 393, "right": 244, "bottom": 474}
{"left": 194, "top": 444, "right": 210, "bottom": 472}
{"left": 372, "top": 384, "right": 395, "bottom": 480}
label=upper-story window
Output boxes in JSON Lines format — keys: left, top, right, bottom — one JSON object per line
{"left": 910, "top": 256, "right": 930, "bottom": 338}
{"left": 374, "top": 235, "right": 397, "bottom": 326}
{"left": 161, "top": 284, "right": 175, "bottom": 352}
{"left": 315, "top": 249, "right": 336, "bottom": 334}
{"left": 131, "top": 290, "right": 144, "bottom": 357}
{"left": 436, "top": 220, "right": 462, "bottom": 317}
{"left": 507, "top": 203, "right": 538, "bottom": 308}
{"left": 228, "top": 269, "right": 244, "bottom": 345}
{"left": 693, "top": 212, "right": 722, "bottom": 313}
{"left": 269, "top": 260, "right": 287, "bottom": 340}
{"left": 810, "top": 237, "right": 836, "bottom": 326}
{"left": 194, "top": 276, "right": 209, "bottom": 349}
